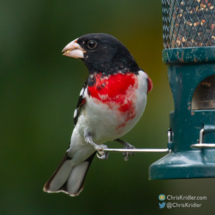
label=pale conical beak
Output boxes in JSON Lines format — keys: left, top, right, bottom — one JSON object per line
{"left": 62, "top": 38, "right": 86, "bottom": 58}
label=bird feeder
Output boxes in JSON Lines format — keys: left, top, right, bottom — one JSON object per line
{"left": 103, "top": 0, "right": 215, "bottom": 180}
{"left": 149, "top": 0, "right": 215, "bottom": 179}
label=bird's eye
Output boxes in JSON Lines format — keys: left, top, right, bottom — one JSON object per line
{"left": 87, "top": 40, "right": 97, "bottom": 49}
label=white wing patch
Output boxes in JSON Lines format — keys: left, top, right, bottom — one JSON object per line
{"left": 79, "top": 88, "right": 84, "bottom": 96}
{"left": 73, "top": 109, "right": 78, "bottom": 118}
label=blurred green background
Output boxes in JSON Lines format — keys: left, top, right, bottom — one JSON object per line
{"left": 1, "top": 0, "right": 215, "bottom": 214}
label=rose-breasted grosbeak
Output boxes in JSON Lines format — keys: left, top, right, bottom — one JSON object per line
{"left": 43, "top": 33, "right": 153, "bottom": 196}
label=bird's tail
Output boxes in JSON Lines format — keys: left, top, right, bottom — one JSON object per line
{"left": 43, "top": 152, "right": 96, "bottom": 196}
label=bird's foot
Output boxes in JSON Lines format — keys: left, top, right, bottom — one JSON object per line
{"left": 123, "top": 142, "right": 135, "bottom": 161}
{"left": 95, "top": 144, "right": 109, "bottom": 160}
{"left": 85, "top": 134, "right": 109, "bottom": 160}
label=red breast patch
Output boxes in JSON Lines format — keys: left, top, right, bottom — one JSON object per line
{"left": 147, "top": 77, "right": 153, "bottom": 93}
{"left": 87, "top": 72, "right": 138, "bottom": 129}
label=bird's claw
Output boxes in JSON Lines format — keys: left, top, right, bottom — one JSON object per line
{"left": 123, "top": 143, "right": 135, "bottom": 161}
{"left": 96, "top": 144, "right": 109, "bottom": 160}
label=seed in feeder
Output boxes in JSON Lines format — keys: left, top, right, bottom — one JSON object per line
{"left": 163, "top": 0, "right": 215, "bottom": 48}
{"left": 194, "top": 22, "right": 199, "bottom": 26}
{"left": 201, "top": 19, "right": 206, "bottom": 26}
{"left": 197, "top": 9, "right": 202, "bottom": 14}
{"left": 182, "top": 37, "right": 186, "bottom": 42}
{"left": 202, "top": 4, "right": 207, "bottom": 8}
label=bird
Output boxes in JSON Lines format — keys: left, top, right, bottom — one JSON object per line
{"left": 43, "top": 33, "right": 153, "bottom": 196}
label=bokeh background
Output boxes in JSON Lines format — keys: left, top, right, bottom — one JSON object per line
{"left": 1, "top": 0, "right": 215, "bottom": 214}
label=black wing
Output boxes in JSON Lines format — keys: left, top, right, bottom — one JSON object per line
{"left": 73, "top": 79, "right": 88, "bottom": 126}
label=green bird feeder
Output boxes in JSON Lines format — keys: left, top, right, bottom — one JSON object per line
{"left": 103, "top": 0, "right": 215, "bottom": 180}
{"left": 149, "top": 0, "right": 215, "bottom": 179}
